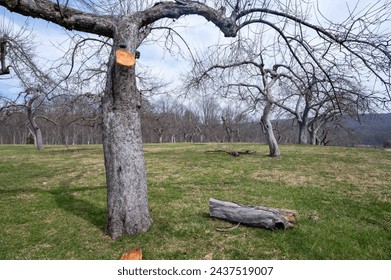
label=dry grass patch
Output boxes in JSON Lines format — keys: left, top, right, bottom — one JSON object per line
{"left": 251, "top": 169, "right": 319, "bottom": 186}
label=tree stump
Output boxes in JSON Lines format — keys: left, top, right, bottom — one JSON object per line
{"left": 209, "top": 198, "right": 297, "bottom": 230}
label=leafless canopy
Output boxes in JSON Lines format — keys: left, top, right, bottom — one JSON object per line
{"left": 1, "top": 1, "right": 390, "bottom": 96}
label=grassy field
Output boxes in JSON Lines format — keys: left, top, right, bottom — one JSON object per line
{"left": 0, "top": 143, "right": 390, "bottom": 260}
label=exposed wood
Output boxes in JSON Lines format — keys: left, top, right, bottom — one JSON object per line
{"left": 209, "top": 198, "right": 296, "bottom": 230}
{"left": 116, "top": 49, "right": 136, "bottom": 67}
{"left": 120, "top": 248, "right": 142, "bottom": 260}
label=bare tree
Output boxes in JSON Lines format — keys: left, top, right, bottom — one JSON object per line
{"left": 143, "top": 100, "right": 172, "bottom": 143}
{"left": 1, "top": 87, "right": 56, "bottom": 149}
{"left": 194, "top": 93, "right": 222, "bottom": 142}
{"left": 25, "top": 87, "right": 47, "bottom": 150}
{"left": 221, "top": 106, "right": 247, "bottom": 142}
{"left": 1, "top": 0, "right": 390, "bottom": 239}
{"left": 273, "top": 67, "right": 372, "bottom": 145}
{"left": 0, "top": 18, "right": 58, "bottom": 150}
{"left": 189, "top": 48, "right": 288, "bottom": 156}
{"left": 1, "top": 91, "right": 102, "bottom": 146}
{"left": 0, "top": 100, "right": 25, "bottom": 144}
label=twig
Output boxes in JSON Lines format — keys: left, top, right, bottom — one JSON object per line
{"left": 216, "top": 219, "right": 242, "bottom": 232}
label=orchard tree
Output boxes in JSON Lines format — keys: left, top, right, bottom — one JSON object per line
{"left": 1, "top": 19, "right": 57, "bottom": 149}
{"left": 221, "top": 106, "right": 246, "bottom": 143}
{"left": 188, "top": 41, "right": 299, "bottom": 157}
{"left": 1, "top": 0, "right": 390, "bottom": 239}
{"left": 273, "top": 69, "right": 372, "bottom": 145}
{"left": 1, "top": 86, "right": 58, "bottom": 150}
{"left": 24, "top": 87, "right": 47, "bottom": 150}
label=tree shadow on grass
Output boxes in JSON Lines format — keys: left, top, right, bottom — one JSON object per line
{"left": 49, "top": 186, "right": 106, "bottom": 233}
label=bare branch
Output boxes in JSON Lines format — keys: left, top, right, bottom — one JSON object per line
{"left": 0, "top": 0, "right": 115, "bottom": 37}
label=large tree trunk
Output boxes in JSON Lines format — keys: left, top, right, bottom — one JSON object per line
{"left": 209, "top": 198, "right": 296, "bottom": 230}
{"left": 309, "top": 122, "right": 323, "bottom": 145}
{"left": 27, "top": 95, "right": 44, "bottom": 150}
{"left": 102, "top": 26, "right": 152, "bottom": 239}
{"left": 298, "top": 120, "right": 308, "bottom": 144}
{"left": 28, "top": 125, "right": 43, "bottom": 150}
{"left": 260, "top": 101, "right": 280, "bottom": 157}
{"left": 221, "top": 116, "right": 233, "bottom": 142}
{"left": 309, "top": 129, "right": 318, "bottom": 145}
{"left": 35, "top": 127, "right": 44, "bottom": 150}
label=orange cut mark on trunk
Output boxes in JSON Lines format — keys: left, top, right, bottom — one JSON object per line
{"left": 116, "top": 49, "right": 136, "bottom": 67}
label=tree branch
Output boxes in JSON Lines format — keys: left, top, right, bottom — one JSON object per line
{"left": 0, "top": 0, "right": 115, "bottom": 38}
{"left": 140, "top": 1, "right": 238, "bottom": 37}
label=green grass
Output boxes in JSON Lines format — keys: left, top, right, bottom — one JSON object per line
{"left": 0, "top": 143, "right": 390, "bottom": 259}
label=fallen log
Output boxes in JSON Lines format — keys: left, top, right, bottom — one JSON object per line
{"left": 206, "top": 150, "right": 256, "bottom": 157}
{"left": 209, "top": 198, "right": 297, "bottom": 230}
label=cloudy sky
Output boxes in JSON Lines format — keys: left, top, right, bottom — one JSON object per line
{"left": 0, "top": 0, "right": 380, "bottom": 100}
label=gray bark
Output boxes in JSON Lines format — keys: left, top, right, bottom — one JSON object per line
{"left": 34, "top": 126, "right": 43, "bottom": 150}
{"left": 298, "top": 120, "right": 308, "bottom": 144}
{"left": 309, "top": 127, "right": 319, "bottom": 145}
{"left": 260, "top": 101, "right": 280, "bottom": 157}
{"left": 27, "top": 125, "right": 43, "bottom": 150}
{"left": 102, "top": 24, "right": 152, "bottom": 239}
{"left": 221, "top": 116, "right": 234, "bottom": 142}
{"left": 1, "top": 37, "right": 10, "bottom": 75}
{"left": 209, "top": 198, "right": 296, "bottom": 230}
{"left": 27, "top": 93, "right": 44, "bottom": 150}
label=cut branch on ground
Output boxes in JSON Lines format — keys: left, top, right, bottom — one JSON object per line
{"left": 206, "top": 149, "right": 256, "bottom": 157}
{"left": 209, "top": 198, "right": 297, "bottom": 230}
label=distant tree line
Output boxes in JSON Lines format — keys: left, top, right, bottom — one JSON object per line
{"left": 0, "top": 94, "right": 101, "bottom": 146}
{"left": 1, "top": 91, "right": 367, "bottom": 147}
